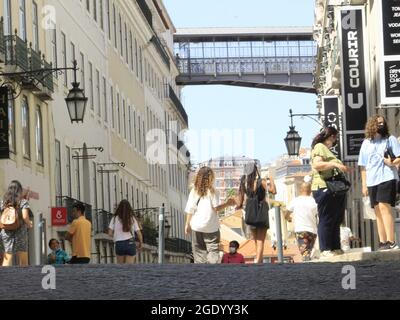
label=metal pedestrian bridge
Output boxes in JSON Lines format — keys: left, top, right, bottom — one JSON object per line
{"left": 174, "top": 27, "right": 316, "bottom": 93}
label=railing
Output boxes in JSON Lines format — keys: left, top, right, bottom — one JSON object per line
{"left": 5, "top": 34, "right": 29, "bottom": 71}
{"left": 0, "top": 17, "right": 4, "bottom": 56}
{"left": 151, "top": 35, "right": 170, "bottom": 69}
{"left": 56, "top": 196, "right": 93, "bottom": 224}
{"left": 94, "top": 209, "right": 113, "bottom": 234}
{"left": 42, "top": 60, "right": 54, "bottom": 92}
{"left": 168, "top": 85, "right": 188, "bottom": 126}
{"left": 29, "top": 45, "right": 42, "bottom": 72}
{"left": 136, "top": 0, "right": 153, "bottom": 28}
{"left": 165, "top": 238, "right": 191, "bottom": 254}
{"left": 177, "top": 56, "right": 316, "bottom": 75}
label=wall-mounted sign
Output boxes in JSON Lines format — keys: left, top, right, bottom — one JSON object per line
{"left": 51, "top": 207, "right": 68, "bottom": 226}
{"left": 378, "top": 0, "right": 400, "bottom": 104}
{"left": 339, "top": 7, "right": 370, "bottom": 160}
{"left": 322, "top": 96, "right": 342, "bottom": 159}
{"left": 0, "top": 87, "right": 9, "bottom": 159}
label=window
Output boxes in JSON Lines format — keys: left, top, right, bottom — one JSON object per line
{"left": 138, "top": 115, "right": 141, "bottom": 153}
{"left": 142, "top": 120, "right": 146, "bottom": 155}
{"left": 119, "top": 178, "right": 123, "bottom": 202}
{"left": 139, "top": 47, "right": 143, "bottom": 83}
{"left": 113, "top": 4, "right": 117, "bottom": 48}
{"left": 111, "top": 86, "right": 115, "bottom": 128}
{"left": 70, "top": 42, "right": 76, "bottom": 84}
{"left": 93, "top": 0, "right": 97, "bottom": 21}
{"left": 129, "top": 31, "right": 134, "bottom": 71}
{"left": 86, "top": 0, "right": 90, "bottom": 11}
{"left": 125, "top": 182, "right": 128, "bottom": 200}
{"left": 99, "top": 0, "right": 104, "bottom": 30}
{"left": 89, "top": 62, "right": 94, "bottom": 110}
{"left": 117, "top": 93, "right": 121, "bottom": 134}
{"left": 21, "top": 96, "right": 30, "bottom": 159}
{"left": 51, "top": 28, "right": 57, "bottom": 71}
{"left": 19, "top": 0, "right": 26, "bottom": 41}
{"left": 131, "top": 186, "right": 134, "bottom": 209}
{"left": 103, "top": 77, "right": 107, "bottom": 122}
{"left": 75, "top": 151, "right": 81, "bottom": 199}
{"left": 93, "top": 162, "right": 98, "bottom": 210}
{"left": 80, "top": 53, "right": 85, "bottom": 90}
{"left": 119, "top": 14, "right": 123, "bottom": 56}
{"left": 106, "top": 0, "right": 111, "bottom": 39}
{"left": 128, "top": 106, "right": 132, "bottom": 144}
{"left": 136, "top": 188, "right": 139, "bottom": 209}
{"left": 32, "top": 2, "right": 39, "bottom": 51}
{"left": 61, "top": 32, "right": 67, "bottom": 85}
{"left": 96, "top": 70, "right": 101, "bottom": 117}
{"left": 3, "top": 0, "right": 12, "bottom": 35}
{"left": 55, "top": 140, "right": 62, "bottom": 201}
{"left": 7, "top": 92, "right": 15, "bottom": 154}
{"left": 133, "top": 110, "right": 137, "bottom": 148}
{"left": 124, "top": 23, "right": 128, "bottom": 64}
{"left": 66, "top": 146, "right": 72, "bottom": 197}
{"left": 135, "top": 39, "right": 139, "bottom": 78}
{"left": 123, "top": 99, "right": 126, "bottom": 139}
{"left": 35, "top": 106, "right": 43, "bottom": 164}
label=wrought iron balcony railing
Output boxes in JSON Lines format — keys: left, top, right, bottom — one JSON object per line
{"left": 136, "top": 0, "right": 153, "bottom": 28}
{"left": 56, "top": 196, "right": 93, "bottom": 225}
{"left": 167, "top": 85, "right": 188, "bottom": 126}
{"left": 150, "top": 35, "right": 170, "bottom": 69}
{"left": 5, "top": 33, "right": 29, "bottom": 71}
{"left": 94, "top": 209, "right": 113, "bottom": 234}
{"left": 165, "top": 238, "right": 191, "bottom": 254}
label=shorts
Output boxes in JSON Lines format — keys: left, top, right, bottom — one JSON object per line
{"left": 115, "top": 238, "right": 136, "bottom": 256}
{"left": 0, "top": 225, "right": 28, "bottom": 254}
{"left": 368, "top": 179, "right": 397, "bottom": 208}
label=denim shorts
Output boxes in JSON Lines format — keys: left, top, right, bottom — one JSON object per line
{"left": 115, "top": 238, "right": 136, "bottom": 256}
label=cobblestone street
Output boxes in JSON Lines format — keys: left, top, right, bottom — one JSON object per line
{"left": 0, "top": 261, "right": 399, "bottom": 300}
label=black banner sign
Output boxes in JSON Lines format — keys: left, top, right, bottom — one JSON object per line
{"left": 385, "top": 60, "right": 400, "bottom": 97}
{"left": 382, "top": 0, "right": 400, "bottom": 56}
{"left": 0, "top": 87, "right": 9, "bottom": 159}
{"left": 340, "top": 8, "right": 369, "bottom": 159}
{"left": 323, "top": 96, "right": 342, "bottom": 159}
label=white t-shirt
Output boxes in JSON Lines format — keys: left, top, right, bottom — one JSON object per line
{"left": 109, "top": 216, "right": 140, "bottom": 242}
{"left": 287, "top": 196, "right": 318, "bottom": 234}
{"left": 184, "top": 188, "right": 220, "bottom": 233}
{"left": 340, "top": 226, "right": 353, "bottom": 251}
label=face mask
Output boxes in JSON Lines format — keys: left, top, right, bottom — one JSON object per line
{"left": 229, "top": 247, "right": 237, "bottom": 254}
{"left": 377, "top": 124, "right": 386, "bottom": 135}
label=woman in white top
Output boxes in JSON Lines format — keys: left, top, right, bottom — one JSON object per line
{"left": 185, "top": 166, "right": 235, "bottom": 264}
{"left": 108, "top": 200, "right": 143, "bottom": 264}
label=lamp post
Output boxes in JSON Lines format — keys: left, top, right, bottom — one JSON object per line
{"left": 284, "top": 109, "right": 325, "bottom": 157}
{"left": 0, "top": 59, "right": 88, "bottom": 123}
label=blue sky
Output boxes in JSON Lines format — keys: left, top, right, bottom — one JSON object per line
{"left": 163, "top": 0, "right": 318, "bottom": 165}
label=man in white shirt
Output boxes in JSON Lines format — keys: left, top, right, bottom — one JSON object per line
{"left": 286, "top": 182, "right": 318, "bottom": 262}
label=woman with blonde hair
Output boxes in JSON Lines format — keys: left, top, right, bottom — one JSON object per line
{"left": 358, "top": 115, "right": 400, "bottom": 250}
{"left": 185, "top": 166, "right": 235, "bottom": 264}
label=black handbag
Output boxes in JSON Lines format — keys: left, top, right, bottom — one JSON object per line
{"left": 244, "top": 178, "right": 269, "bottom": 228}
{"left": 325, "top": 169, "right": 351, "bottom": 196}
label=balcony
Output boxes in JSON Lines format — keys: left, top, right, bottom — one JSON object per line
{"left": 93, "top": 209, "right": 114, "bottom": 235}
{"left": 4, "top": 34, "right": 29, "bottom": 72}
{"left": 167, "top": 85, "right": 188, "bottom": 126}
{"left": 56, "top": 196, "right": 93, "bottom": 225}
{"left": 150, "top": 35, "right": 170, "bottom": 69}
{"left": 0, "top": 18, "right": 4, "bottom": 62}
{"left": 136, "top": 0, "right": 153, "bottom": 28}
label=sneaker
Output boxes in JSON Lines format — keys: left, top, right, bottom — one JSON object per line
{"left": 378, "top": 242, "right": 389, "bottom": 251}
{"left": 387, "top": 242, "right": 399, "bottom": 250}
{"left": 320, "top": 250, "right": 336, "bottom": 258}
{"left": 333, "top": 249, "right": 344, "bottom": 255}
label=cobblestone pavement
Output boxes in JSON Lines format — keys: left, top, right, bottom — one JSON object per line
{"left": 0, "top": 261, "right": 399, "bottom": 300}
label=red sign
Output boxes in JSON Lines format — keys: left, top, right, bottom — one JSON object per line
{"left": 51, "top": 208, "right": 67, "bottom": 226}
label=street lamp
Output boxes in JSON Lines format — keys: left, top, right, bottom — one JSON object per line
{"left": 65, "top": 60, "right": 88, "bottom": 123}
{"left": 284, "top": 109, "right": 302, "bottom": 157}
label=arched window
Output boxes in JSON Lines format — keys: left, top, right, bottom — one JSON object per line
{"left": 21, "top": 96, "right": 30, "bottom": 159}
{"left": 35, "top": 106, "right": 43, "bottom": 164}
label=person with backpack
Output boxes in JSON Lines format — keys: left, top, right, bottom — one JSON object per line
{"left": 0, "top": 180, "right": 33, "bottom": 267}
{"left": 108, "top": 199, "right": 143, "bottom": 264}
{"left": 358, "top": 115, "right": 400, "bottom": 250}
{"left": 184, "top": 166, "right": 236, "bottom": 264}
{"left": 236, "top": 162, "right": 277, "bottom": 264}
